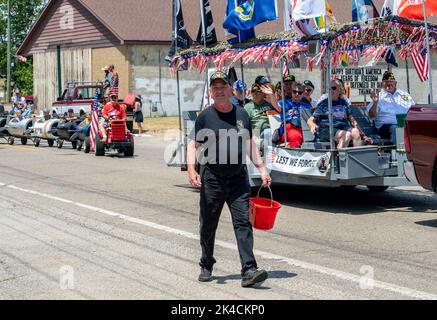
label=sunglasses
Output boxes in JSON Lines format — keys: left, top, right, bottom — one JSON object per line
{"left": 305, "top": 88, "right": 313, "bottom": 93}
{"left": 331, "top": 86, "right": 338, "bottom": 91}
{"left": 293, "top": 90, "right": 304, "bottom": 95}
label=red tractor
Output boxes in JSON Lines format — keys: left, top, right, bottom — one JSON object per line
{"left": 94, "top": 120, "right": 134, "bottom": 157}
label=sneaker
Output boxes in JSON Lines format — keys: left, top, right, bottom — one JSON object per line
{"left": 198, "top": 267, "right": 213, "bottom": 282}
{"left": 241, "top": 268, "right": 268, "bottom": 288}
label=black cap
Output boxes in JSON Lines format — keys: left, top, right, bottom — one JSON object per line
{"left": 210, "top": 71, "right": 230, "bottom": 85}
{"left": 255, "top": 75, "right": 270, "bottom": 85}
{"left": 283, "top": 74, "right": 296, "bottom": 82}
{"left": 382, "top": 71, "right": 396, "bottom": 81}
{"left": 303, "top": 80, "right": 314, "bottom": 90}
{"left": 68, "top": 108, "right": 74, "bottom": 113}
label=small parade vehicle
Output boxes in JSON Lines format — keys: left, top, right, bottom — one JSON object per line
{"left": 55, "top": 119, "right": 82, "bottom": 149}
{"left": 31, "top": 118, "right": 60, "bottom": 147}
{"left": 94, "top": 119, "right": 134, "bottom": 157}
{"left": 4, "top": 117, "right": 34, "bottom": 145}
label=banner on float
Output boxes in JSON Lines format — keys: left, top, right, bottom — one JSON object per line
{"left": 266, "top": 147, "right": 331, "bottom": 177}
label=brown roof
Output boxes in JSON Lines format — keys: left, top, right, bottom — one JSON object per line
{"left": 19, "top": 0, "right": 437, "bottom": 54}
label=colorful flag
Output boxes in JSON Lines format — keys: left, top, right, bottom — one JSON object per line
{"left": 291, "top": 0, "right": 326, "bottom": 21}
{"left": 165, "top": 0, "right": 193, "bottom": 64}
{"left": 398, "top": 0, "right": 437, "bottom": 19}
{"left": 352, "top": 0, "right": 379, "bottom": 22}
{"left": 16, "top": 55, "right": 28, "bottom": 63}
{"left": 223, "top": 0, "right": 278, "bottom": 43}
{"left": 314, "top": 0, "right": 336, "bottom": 30}
{"left": 89, "top": 89, "right": 101, "bottom": 152}
{"left": 197, "top": 0, "right": 217, "bottom": 47}
{"left": 313, "top": 1, "right": 334, "bottom": 28}
{"left": 411, "top": 48, "right": 429, "bottom": 82}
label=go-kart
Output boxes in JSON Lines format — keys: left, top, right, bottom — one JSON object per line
{"left": 55, "top": 119, "right": 82, "bottom": 149}
{"left": 4, "top": 117, "right": 34, "bottom": 145}
{"left": 31, "top": 118, "right": 60, "bottom": 147}
{"left": 94, "top": 118, "right": 134, "bottom": 157}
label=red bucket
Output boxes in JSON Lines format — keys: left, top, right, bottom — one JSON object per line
{"left": 249, "top": 187, "right": 281, "bottom": 231}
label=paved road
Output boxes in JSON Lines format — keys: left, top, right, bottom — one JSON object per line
{"left": 1, "top": 136, "right": 437, "bottom": 300}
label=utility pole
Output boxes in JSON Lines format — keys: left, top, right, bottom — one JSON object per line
{"left": 6, "top": 0, "right": 12, "bottom": 102}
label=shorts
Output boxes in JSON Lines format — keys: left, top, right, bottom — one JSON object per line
{"left": 317, "top": 126, "right": 350, "bottom": 142}
{"left": 134, "top": 111, "right": 144, "bottom": 123}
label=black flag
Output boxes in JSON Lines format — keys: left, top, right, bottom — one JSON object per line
{"left": 166, "top": 0, "right": 193, "bottom": 65}
{"left": 197, "top": 0, "right": 217, "bottom": 47}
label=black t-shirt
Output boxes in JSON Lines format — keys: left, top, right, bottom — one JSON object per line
{"left": 191, "top": 105, "right": 252, "bottom": 177}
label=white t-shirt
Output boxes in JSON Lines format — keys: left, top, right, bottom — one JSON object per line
{"left": 366, "top": 89, "right": 415, "bottom": 129}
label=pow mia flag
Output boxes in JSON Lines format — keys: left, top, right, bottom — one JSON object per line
{"left": 197, "top": 0, "right": 218, "bottom": 47}
{"left": 166, "top": 0, "right": 193, "bottom": 66}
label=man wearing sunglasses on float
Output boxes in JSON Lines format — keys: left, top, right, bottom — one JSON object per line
{"left": 278, "top": 82, "right": 312, "bottom": 147}
{"left": 367, "top": 71, "right": 415, "bottom": 145}
{"left": 308, "top": 79, "right": 370, "bottom": 149}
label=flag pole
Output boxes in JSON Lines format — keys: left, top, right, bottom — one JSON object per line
{"left": 200, "top": 0, "right": 211, "bottom": 107}
{"left": 405, "top": 58, "right": 411, "bottom": 94}
{"left": 174, "top": 0, "right": 182, "bottom": 135}
{"left": 422, "top": 0, "right": 433, "bottom": 103}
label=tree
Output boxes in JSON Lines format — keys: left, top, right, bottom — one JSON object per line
{"left": 0, "top": 0, "right": 46, "bottom": 96}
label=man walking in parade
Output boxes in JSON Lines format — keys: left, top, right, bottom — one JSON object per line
{"left": 187, "top": 71, "right": 271, "bottom": 288}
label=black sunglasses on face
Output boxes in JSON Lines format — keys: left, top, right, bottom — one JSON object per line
{"left": 305, "top": 88, "right": 313, "bottom": 92}
{"left": 331, "top": 86, "right": 338, "bottom": 90}
{"left": 293, "top": 90, "right": 304, "bottom": 95}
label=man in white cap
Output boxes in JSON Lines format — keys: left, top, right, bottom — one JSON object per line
{"left": 12, "top": 89, "right": 26, "bottom": 113}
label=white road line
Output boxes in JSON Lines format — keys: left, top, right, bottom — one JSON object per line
{"left": 1, "top": 182, "right": 437, "bottom": 300}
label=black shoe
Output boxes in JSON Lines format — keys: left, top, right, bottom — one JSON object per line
{"left": 198, "top": 267, "right": 213, "bottom": 282}
{"left": 241, "top": 268, "right": 268, "bottom": 288}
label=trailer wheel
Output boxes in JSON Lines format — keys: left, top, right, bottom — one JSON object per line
{"left": 48, "top": 139, "right": 54, "bottom": 147}
{"left": 95, "top": 135, "right": 105, "bottom": 156}
{"left": 71, "top": 141, "right": 77, "bottom": 150}
{"left": 367, "top": 186, "right": 389, "bottom": 192}
{"left": 124, "top": 137, "right": 134, "bottom": 157}
{"left": 84, "top": 137, "right": 90, "bottom": 154}
{"left": 21, "top": 137, "right": 28, "bottom": 145}
{"left": 8, "top": 137, "right": 14, "bottom": 145}
{"left": 34, "top": 138, "right": 40, "bottom": 147}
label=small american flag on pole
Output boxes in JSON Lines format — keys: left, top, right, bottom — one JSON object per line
{"left": 89, "top": 89, "right": 101, "bottom": 152}
{"left": 410, "top": 48, "right": 429, "bottom": 82}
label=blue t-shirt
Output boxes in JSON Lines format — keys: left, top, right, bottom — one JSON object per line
{"left": 313, "top": 98, "right": 351, "bottom": 129}
{"left": 279, "top": 99, "right": 312, "bottom": 128}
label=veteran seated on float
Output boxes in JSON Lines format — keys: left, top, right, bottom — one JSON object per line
{"left": 367, "top": 71, "right": 415, "bottom": 145}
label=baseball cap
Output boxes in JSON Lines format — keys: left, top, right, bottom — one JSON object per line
{"left": 303, "top": 80, "right": 314, "bottom": 90}
{"left": 283, "top": 74, "right": 296, "bottom": 82}
{"left": 255, "top": 75, "right": 270, "bottom": 85}
{"left": 209, "top": 71, "right": 230, "bottom": 86}
{"left": 233, "top": 80, "right": 247, "bottom": 92}
{"left": 102, "top": 66, "right": 110, "bottom": 71}
{"left": 382, "top": 71, "right": 396, "bottom": 81}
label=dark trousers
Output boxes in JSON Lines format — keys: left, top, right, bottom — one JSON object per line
{"left": 377, "top": 124, "right": 397, "bottom": 145}
{"left": 199, "top": 166, "right": 257, "bottom": 275}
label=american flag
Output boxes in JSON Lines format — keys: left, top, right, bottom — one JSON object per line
{"left": 411, "top": 48, "right": 429, "bottom": 82}
{"left": 89, "top": 89, "right": 101, "bottom": 152}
